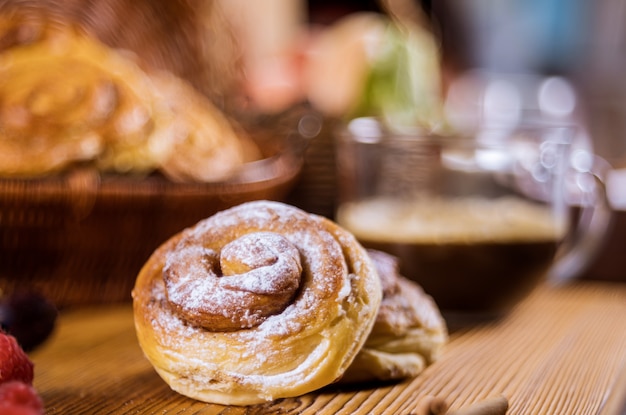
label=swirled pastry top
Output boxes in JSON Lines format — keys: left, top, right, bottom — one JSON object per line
{"left": 132, "top": 201, "right": 382, "bottom": 405}
{"left": 0, "top": 18, "right": 258, "bottom": 181}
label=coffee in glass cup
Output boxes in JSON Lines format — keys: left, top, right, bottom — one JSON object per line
{"left": 335, "top": 117, "right": 610, "bottom": 324}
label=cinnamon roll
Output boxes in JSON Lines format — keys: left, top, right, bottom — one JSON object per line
{"left": 342, "top": 249, "right": 447, "bottom": 383}
{"left": 0, "top": 22, "right": 173, "bottom": 176}
{"left": 132, "top": 201, "right": 382, "bottom": 405}
{"left": 0, "top": 17, "right": 258, "bottom": 181}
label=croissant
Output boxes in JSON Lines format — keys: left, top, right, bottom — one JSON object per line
{"left": 342, "top": 249, "right": 447, "bottom": 383}
{"left": 132, "top": 200, "right": 382, "bottom": 405}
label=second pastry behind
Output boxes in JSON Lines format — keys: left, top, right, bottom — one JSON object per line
{"left": 342, "top": 249, "right": 448, "bottom": 383}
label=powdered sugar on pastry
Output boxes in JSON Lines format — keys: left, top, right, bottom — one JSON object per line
{"left": 132, "top": 200, "right": 382, "bottom": 405}
{"left": 163, "top": 232, "right": 303, "bottom": 331}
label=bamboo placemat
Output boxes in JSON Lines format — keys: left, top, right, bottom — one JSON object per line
{"left": 31, "top": 281, "right": 626, "bottom": 414}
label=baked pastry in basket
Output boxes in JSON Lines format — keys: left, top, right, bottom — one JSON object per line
{"left": 0, "top": 0, "right": 242, "bottom": 106}
{"left": 132, "top": 200, "right": 382, "bottom": 405}
{"left": 0, "top": 13, "right": 257, "bottom": 181}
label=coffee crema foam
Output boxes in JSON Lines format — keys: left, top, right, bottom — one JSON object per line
{"left": 337, "top": 197, "right": 567, "bottom": 244}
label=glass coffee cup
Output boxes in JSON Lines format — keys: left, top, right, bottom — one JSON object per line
{"left": 335, "top": 117, "right": 611, "bottom": 325}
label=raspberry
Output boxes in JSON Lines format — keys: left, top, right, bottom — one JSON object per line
{"left": 0, "top": 332, "right": 34, "bottom": 385}
{"left": 0, "top": 381, "right": 44, "bottom": 415}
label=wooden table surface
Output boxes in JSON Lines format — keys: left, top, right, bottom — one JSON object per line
{"left": 31, "top": 281, "right": 626, "bottom": 415}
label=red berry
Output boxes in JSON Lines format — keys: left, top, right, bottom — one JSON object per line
{"left": 0, "top": 332, "right": 34, "bottom": 385}
{"left": 0, "top": 381, "right": 44, "bottom": 415}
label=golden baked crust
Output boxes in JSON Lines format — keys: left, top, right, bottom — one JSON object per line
{"left": 342, "top": 249, "right": 447, "bottom": 383}
{"left": 150, "top": 73, "right": 261, "bottom": 183}
{"left": 0, "top": 0, "right": 243, "bottom": 107}
{"left": 132, "top": 201, "right": 382, "bottom": 405}
{"left": 0, "top": 16, "right": 257, "bottom": 181}
{"left": 0, "top": 19, "right": 172, "bottom": 176}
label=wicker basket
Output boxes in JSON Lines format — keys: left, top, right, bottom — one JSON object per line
{"left": 0, "top": 141, "right": 304, "bottom": 308}
{"left": 0, "top": 3, "right": 335, "bottom": 308}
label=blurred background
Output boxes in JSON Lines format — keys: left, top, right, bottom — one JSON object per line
{"left": 251, "top": 0, "right": 626, "bottom": 283}
{"left": 1, "top": 0, "right": 625, "bottom": 315}
{"left": 309, "top": 0, "right": 626, "bottom": 167}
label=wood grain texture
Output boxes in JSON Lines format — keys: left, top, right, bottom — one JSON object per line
{"left": 31, "top": 281, "right": 626, "bottom": 414}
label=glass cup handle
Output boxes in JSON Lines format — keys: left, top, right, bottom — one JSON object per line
{"left": 548, "top": 153, "right": 614, "bottom": 284}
